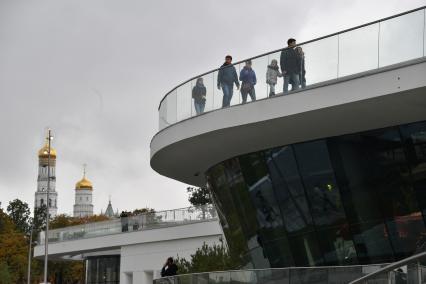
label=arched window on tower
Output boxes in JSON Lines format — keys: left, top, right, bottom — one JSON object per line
{"left": 55, "top": 199, "right": 57, "bottom": 207}
{"left": 49, "top": 199, "right": 52, "bottom": 208}
{"left": 40, "top": 199, "right": 44, "bottom": 206}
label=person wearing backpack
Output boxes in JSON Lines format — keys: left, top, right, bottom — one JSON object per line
{"left": 239, "top": 60, "right": 257, "bottom": 104}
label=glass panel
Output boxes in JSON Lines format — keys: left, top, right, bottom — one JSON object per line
{"left": 230, "top": 270, "right": 255, "bottom": 283}
{"left": 379, "top": 10, "right": 424, "bottom": 67}
{"left": 289, "top": 268, "right": 328, "bottom": 284}
{"left": 400, "top": 121, "right": 426, "bottom": 214}
{"left": 212, "top": 70, "right": 223, "bottom": 110}
{"left": 302, "top": 35, "right": 338, "bottom": 85}
{"left": 209, "top": 271, "right": 230, "bottom": 284}
{"left": 316, "top": 225, "right": 358, "bottom": 265}
{"left": 162, "top": 89, "right": 177, "bottom": 129}
{"left": 293, "top": 140, "right": 347, "bottom": 227}
{"left": 288, "top": 232, "right": 324, "bottom": 266}
{"left": 176, "top": 83, "right": 192, "bottom": 121}
{"left": 255, "top": 269, "right": 289, "bottom": 284}
{"left": 159, "top": 98, "right": 167, "bottom": 130}
{"left": 266, "top": 52, "right": 284, "bottom": 96}
{"left": 248, "top": 56, "right": 269, "bottom": 101}
{"left": 350, "top": 221, "right": 394, "bottom": 264}
{"left": 265, "top": 147, "right": 314, "bottom": 234}
{"left": 338, "top": 24, "right": 379, "bottom": 77}
{"left": 230, "top": 63, "right": 242, "bottom": 107}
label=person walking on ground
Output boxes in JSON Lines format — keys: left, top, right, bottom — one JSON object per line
{"left": 217, "top": 55, "right": 240, "bottom": 108}
{"left": 280, "top": 38, "right": 301, "bottom": 94}
{"left": 161, "top": 257, "right": 178, "bottom": 277}
{"left": 192, "top": 77, "right": 207, "bottom": 115}
{"left": 295, "top": 46, "right": 306, "bottom": 89}
{"left": 266, "top": 59, "right": 282, "bottom": 97}
{"left": 239, "top": 60, "right": 257, "bottom": 104}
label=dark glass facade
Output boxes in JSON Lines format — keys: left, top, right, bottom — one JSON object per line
{"left": 86, "top": 255, "right": 120, "bottom": 284}
{"left": 207, "top": 120, "right": 426, "bottom": 268}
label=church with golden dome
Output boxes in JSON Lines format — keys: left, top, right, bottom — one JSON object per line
{"left": 35, "top": 134, "right": 58, "bottom": 217}
{"left": 73, "top": 165, "right": 94, "bottom": 217}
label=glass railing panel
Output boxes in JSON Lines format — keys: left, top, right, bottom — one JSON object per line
{"left": 302, "top": 35, "right": 338, "bottom": 85}
{"left": 255, "top": 269, "right": 290, "bottom": 284}
{"left": 248, "top": 56, "right": 269, "bottom": 102}
{"left": 289, "top": 268, "right": 328, "bottom": 284}
{"left": 338, "top": 24, "right": 379, "bottom": 77}
{"left": 266, "top": 52, "right": 284, "bottom": 97}
{"left": 230, "top": 270, "right": 256, "bottom": 283}
{"left": 230, "top": 62, "right": 242, "bottom": 107}
{"left": 379, "top": 9, "right": 425, "bottom": 67}
{"left": 209, "top": 271, "right": 230, "bottom": 284}
{"left": 176, "top": 83, "right": 192, "bottom": 122}
{"left": 363, "top": 271, "right": 390, "bottom": 284}
{"left": 212, "top": 70, "right": 223, "bottom": 111}
{"left": 160, "top": 89, "right": 177, "bottom": 130}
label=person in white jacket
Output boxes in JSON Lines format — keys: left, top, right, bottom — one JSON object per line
{"left": 266, "top": 59, "right": 282, "bottom": 97}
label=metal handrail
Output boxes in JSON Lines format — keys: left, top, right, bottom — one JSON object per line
{"left": 157, "top": 5, "right": 426, "bottom": 109}
{"left": 348, "top": 250, "right": 426, "bottom": 284}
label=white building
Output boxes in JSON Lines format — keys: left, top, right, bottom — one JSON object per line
{"left": 34, "top": 205, "right": 222, "bottom": 284}
{"left": 73, "top": 168, "right": 94, "bottom": 217}
{"left": 34, "top": 135, "right": 58, "bottom": 217}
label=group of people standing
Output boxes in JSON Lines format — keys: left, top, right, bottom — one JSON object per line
{"left": 191, "top": 38, "right": 306, "bottom": 115}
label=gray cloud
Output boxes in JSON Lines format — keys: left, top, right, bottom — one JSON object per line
{"left": 0, "top": 0, "right": 424, "bottom": 215}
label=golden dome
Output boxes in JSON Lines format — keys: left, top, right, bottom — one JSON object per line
{"left": 76, "top": 176, "right": 93, "bottom": 190}
{"left": 76, "top": 165, "right": 93, "bottom": 190}
{"left": 38, "top": 141, "right": 57, "bottom": 159}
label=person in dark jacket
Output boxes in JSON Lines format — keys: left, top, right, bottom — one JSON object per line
{"left": 161, "top": 257, "right": 178, "bottom": 277}
{"left": 192, "top": 77, "right": 207, "bottom": 115}
{"left": 239, "top": 60, "right": 257, "bottom": 104}
{"left": 120, "top": 211, "right": 129, "bottom": 232}
{"left": 217, "top": 55, "right": 240, "bottom": 108}
{"left": 280, "top": 38, "right": 301, "bottom": 94}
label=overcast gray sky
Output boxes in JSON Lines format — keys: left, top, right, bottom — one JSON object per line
{"left": 0, "top": 0, "right": 424, "bottom": 215}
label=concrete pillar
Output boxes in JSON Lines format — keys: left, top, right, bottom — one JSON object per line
{"left": 120, "top": 272, "right": 133, "bottom": 284}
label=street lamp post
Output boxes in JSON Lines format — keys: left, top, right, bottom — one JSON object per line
{"left": 27, "top": 223, "right": 33, "bottom": 284}
{"left": 43, "top": 129, "right": 52, "bottom": 284}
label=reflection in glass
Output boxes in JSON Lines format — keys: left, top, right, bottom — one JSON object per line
{"left": 207, "top": 120, "right": 426, "bottom": 268}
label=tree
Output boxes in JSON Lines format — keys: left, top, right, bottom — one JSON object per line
{"left": 175, "top": 239, "right": 239, "bottom": 274}
{"left": 7, "top": 199, "right": 30, "bottom": 236}
{"left": 0, "top": 262, "right": 12, "bottom": 284}
{"left": 0, "top": 208, "right": 29, "bottom": 283}
{"left": 187, "top": 187, "right": 211, "bottom": 206}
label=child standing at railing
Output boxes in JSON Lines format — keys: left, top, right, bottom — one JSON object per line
{"left": 266, "top": 59, "right": 282, "bottom": 97}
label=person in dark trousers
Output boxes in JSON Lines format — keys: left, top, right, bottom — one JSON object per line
{"left": 161, "top": 257, "right": 178, "bottom": 277}
{"left": 217, "top": 55, "right": 240, "bottom": 108}
{"left": 192, "top": 77, "right": 207, "bottom": 115}
{"left": 280, "top": 38, "right": 301, "bottom": 94}
{"left": 120, "top": 211, "right": 129, "bottom": 232}
{"left": 239, "top": 60, "right": 257, "bottom": 104}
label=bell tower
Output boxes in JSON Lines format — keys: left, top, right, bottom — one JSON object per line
{"left": 34, "top": 132, "right": 58, "bottom": 217}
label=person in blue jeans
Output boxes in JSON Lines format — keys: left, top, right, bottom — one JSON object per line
{"left": 217, "top": 55, "right": 240, "bottom": 107}
{"left": 239, "top": 60, "right": 257, "bottom": 104}
{"left": 280, "top": 38, "right": 301, "bottom": 94}
{"left": 192, "top": 77, "right": 206, "bottom": 115}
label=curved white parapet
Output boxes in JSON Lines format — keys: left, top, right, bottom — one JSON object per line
{"left": 151, "top": 59, "right": 426, "bottom": 186}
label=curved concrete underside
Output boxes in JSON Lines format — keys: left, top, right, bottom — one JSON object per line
{"left": 151, "top": 59, "right": 426, "bottom": 187}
